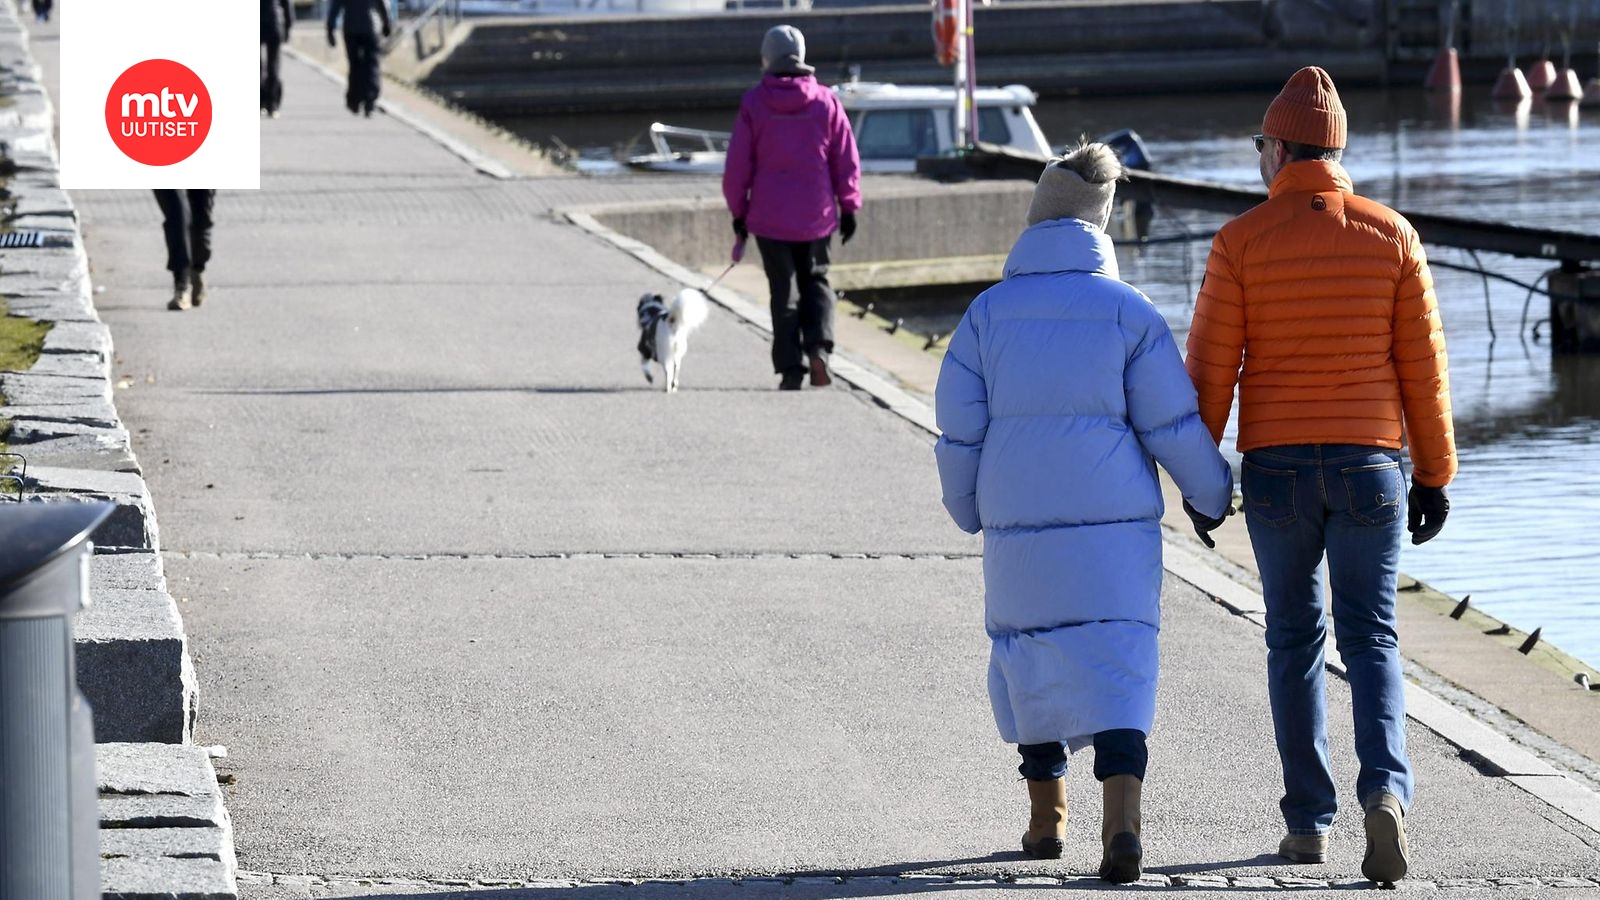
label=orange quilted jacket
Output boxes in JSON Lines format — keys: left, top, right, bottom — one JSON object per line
{"left": 1185, "top": 160, "right": 1457, "bottom": 487}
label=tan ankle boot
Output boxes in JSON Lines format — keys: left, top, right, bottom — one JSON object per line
{"left": 1098, "top": 774, "right": 1143, "bottom": 883}
{"left": 1362, "top": 792, "right": 1409, "bottom": 884}
{"left": 1021, "top": 777, "right": 1067, "bottom": 859}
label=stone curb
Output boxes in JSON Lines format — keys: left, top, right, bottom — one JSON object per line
{"left": 98, "top": 743, "right": 238, "bottom": 900}
{"left": 3, "top": 7, "right": 231, "bottom": 898}
{"left": 563, "top": 205, "right": 1600, "bottom": 841}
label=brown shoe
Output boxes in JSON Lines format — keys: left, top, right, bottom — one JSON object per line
{"left": 1278, "top": 832, "right": 1329, "bottom": 863}
{"left": 1021, "top": 777, "right": 1066, "bottom": 859}
{"left": 1098, "top": 774, "right": 1143, "bottom": 883}
{"left": 167, "top": 283, "right": 192, "bottom": 311}
{"left": 1362, "top": 792, "right": 1409, "bottom": 884}
{"left": 808, "top": 354, "right": 832, "bottom": 387}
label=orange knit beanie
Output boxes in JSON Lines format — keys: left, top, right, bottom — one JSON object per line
{"left": 1263, "top": 66, "right": 1347, "bottom": 149}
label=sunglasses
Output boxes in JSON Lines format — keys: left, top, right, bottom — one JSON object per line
{"left": 1253, "top": 134, "right": 1268, "bottom": 153}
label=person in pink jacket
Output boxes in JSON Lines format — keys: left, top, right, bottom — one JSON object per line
{"left": 723, "top": 25, "right": 863, "bottom": 390}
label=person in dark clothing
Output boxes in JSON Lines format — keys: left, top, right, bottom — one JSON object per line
{"left": 261, "top": 0, "right": 292, "bottom": 117}
{"left": 327, "top": 0, "right": 391, "bottom": 117}
{"left": 31, "top": 0, "right": 51, "bottom": 23}
{"left": 154, "top": 190, "right": 216, "bottom": 312}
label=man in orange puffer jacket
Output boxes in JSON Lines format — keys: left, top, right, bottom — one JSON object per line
{"left": 1184, "top": 67, "right": 1456, "bottom": 886}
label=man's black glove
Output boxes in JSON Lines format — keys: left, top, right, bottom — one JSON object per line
{"left": 327, "top": 30, "right": 337, "bottom": 48}
{"left": 1408, "top": 483, "right": 1449, "bottom": 545}
{"left": 839, "top": 213, "right": 857, "bottom": 245}
{"left": 732, "top": 218, "right": 747, "bottom": 240}
{"left": 1183, "top": 498, "right": 1232, "bottom": 550}
{"left": 381, "top": 22, "right": 392, "bottom": 38}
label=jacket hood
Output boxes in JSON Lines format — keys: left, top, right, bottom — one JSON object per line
{"left": 1270, "top": 159, "right": 1353, "bottom": 198}
{"left": 1003, "top": 218, "right": 1120, "bottom": 280}
{"left": 757, "top": 74, "right": 827, "bottom": 114}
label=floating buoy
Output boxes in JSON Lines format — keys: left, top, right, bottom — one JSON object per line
{"left": 1546, "top": 69, "right": 1584, "bottom": 101}
{"left": 1424, "top": 47, "right": 1461, "bottom": 92}
{"left": 1492, "top": 67, "right": 1533, "bottom": 100}
{"left": 1527, "top": 58, "right": 1558, "bottom": 91}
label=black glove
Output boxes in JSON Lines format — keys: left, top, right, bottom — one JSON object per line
{"left": 839, "top": 213, "right": 857, "bottom": 245}
{"left": 327, "top": 30, "right": 337, "bottom": 48}
{"left": 1408, "top": 483, "right": 1449, "bottom": 545}
{"left": 732, "top": 217, "right": 747, "bottom": 240}
{"left": 1183, "top": 498, "right": 1232, "bottom": 550}
{"left": 381, "top": 22, "right": 392, "bottom": 38}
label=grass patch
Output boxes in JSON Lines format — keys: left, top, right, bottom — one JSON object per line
{"left": 0, "top": 297, "right": 53, "bottom": 458}
{"left": 0, "top": 298, "right": 50, "bottom": 373}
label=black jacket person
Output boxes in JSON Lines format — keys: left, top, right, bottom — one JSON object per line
{"left": 261, "top": 0, "right": 292, "bottom": 116}
{"left": 326, "top": 0, "right": 392, "bottom": 116}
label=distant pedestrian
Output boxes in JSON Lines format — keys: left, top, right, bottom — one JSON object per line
{"left": 261, "top": 0, "right": 292, "bottom": 118}
{"left": 31, "top": 0, "right": 50, "bottom": 23}
{"left": 722, "top": 25, "right": 861, "bottom": 390}
{"left": 326, "top": 0, "right": 391, "bottom": 117}
{"left": 1185, "top": 66, "right": 1457, "bottom": 885}
{"left": 934, "top": 143, "right": 1233, "bottom": 883}
{"left": 154, "top": 189, "right": 216, "bottom": 311}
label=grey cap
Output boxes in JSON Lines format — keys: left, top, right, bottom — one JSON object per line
{"left": 1025, "top": 142, "right": 1124, "bottom": 229}
{"left": 761, "top": 25, "right": 815, "bottom": 76}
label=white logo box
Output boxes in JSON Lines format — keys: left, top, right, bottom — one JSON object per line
{"left": 61, "top": 0, "right": 259, "bottom": 189}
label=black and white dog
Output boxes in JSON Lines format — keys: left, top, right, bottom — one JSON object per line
{"left": 636, "top": 288, "right": 709, "bottom": 393}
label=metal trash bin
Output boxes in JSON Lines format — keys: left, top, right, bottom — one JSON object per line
{"left": 0, "top": 502, "right": 113, "bottom": 900}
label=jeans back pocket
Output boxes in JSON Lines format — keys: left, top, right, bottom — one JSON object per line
{"left": 1242, "top": 460, "right": 1298, "bottom": 528}
{"left": 1341, "top": 461, "right": 1402, "bottom": 526}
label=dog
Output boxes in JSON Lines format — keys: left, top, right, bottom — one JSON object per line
{"left": 636, "top": 288, "right": 709, "bottom": 393}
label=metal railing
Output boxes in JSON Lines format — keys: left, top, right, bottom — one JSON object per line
{"left": 646, "top": 122, "right": 732, "bottom": 157}
{"left": 383, "top": 0, "right": 463, "bottom": 58}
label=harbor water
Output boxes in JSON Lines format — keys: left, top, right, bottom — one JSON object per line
{"left": 510, "top": 87, "right": 1600, "bottom": 670}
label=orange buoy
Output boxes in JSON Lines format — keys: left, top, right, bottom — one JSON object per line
{"left": 1492, "top": 66, "right": 1532, "bottom": 100}
{"left": 1527, "top": 58, "right": 1558, "bottom": 91}
{"left": 931, "top": 0, "right": 960, "bottom": 66}
{"left": 1546, "top": 68, "right": 1584, "bottom": 100}
{"left": 1424, "top": 47, "right": 1461, "bottom": 91}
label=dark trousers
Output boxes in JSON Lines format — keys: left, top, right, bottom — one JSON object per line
{"left": 153, "top": 190, "right": 216, "bottom": 283}
{"left": 261, "top": 36, "right": 283, "bottom": 113}
{"left": 1018, "top": 729, "right": 1148, "bottom": 782}
{"left": 756, "top": 235, "right": 836, "bottom": 375}
{"left": 344, "top": 33, "right": 381, "bottom": 113}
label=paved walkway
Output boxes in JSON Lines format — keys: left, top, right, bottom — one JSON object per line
{"left": 26, "top": 24, "right": 1600, "bottom": 898}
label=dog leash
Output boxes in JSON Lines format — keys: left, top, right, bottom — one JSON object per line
{"left": 705, "top": 261, "right": 737, "bottom": 292}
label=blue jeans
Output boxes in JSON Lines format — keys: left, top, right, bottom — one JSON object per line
{"left": 1018, "top": 729, "right": 1148, "bottom": 782}
{"left": 1243, "top": 444, "right": 1413, "bottom": 835}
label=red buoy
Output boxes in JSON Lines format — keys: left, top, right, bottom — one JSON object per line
{"left": 1492, "top": 67, "right": 1533, "bottom": 100}
{"left": 1424, "top": 47, "right": 1461, "bottom": 92}
{"left": 1547, "top": 68, "right": 1584, "bottom": 100}
{"left": 1527, "top": 58, "right": 1558, "bottom": 91}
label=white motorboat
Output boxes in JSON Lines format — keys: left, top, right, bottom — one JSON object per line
{"left": 625, "top": 82, "right": 1052, "bottom": 175}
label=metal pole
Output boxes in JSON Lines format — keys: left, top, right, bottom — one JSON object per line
{"left": 965, "top": 0, "right": 978, "bottom": 145}
{"left": 952, "top": 0, "right": 968, "bottom": 150}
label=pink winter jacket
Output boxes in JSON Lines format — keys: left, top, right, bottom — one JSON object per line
{"left": 722, "top": 75, "right": 862, "bottom": 243}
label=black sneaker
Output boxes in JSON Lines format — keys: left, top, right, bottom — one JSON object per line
{"left": 779, "top": 371, "right": 804, "bottom": 391}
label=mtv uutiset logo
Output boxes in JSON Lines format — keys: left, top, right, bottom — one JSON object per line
{"left": 104, "top": 60, "right": 212, "bottom": 166}
{"left": 60, "top": 0, "right": 256, "bottom": 188}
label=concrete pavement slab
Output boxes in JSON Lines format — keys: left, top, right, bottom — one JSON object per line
{"left": 177, "top": 556, "right": 1600, "bottom": 884}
